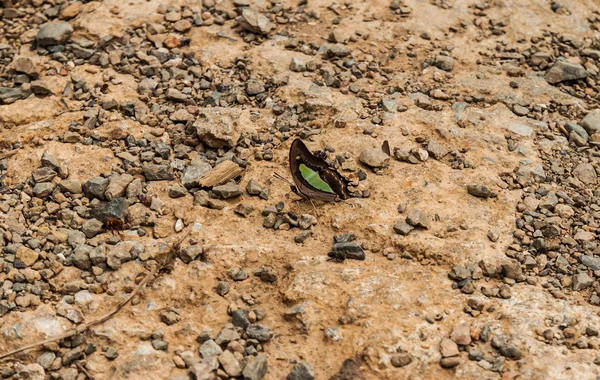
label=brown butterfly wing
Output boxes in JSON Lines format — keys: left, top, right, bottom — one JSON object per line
{"left": 289, "top": 139, "right": 342, "bottom": 202}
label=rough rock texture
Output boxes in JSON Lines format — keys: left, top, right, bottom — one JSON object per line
{"left": 1, "top": 1, "right": 600, "bottom": 380}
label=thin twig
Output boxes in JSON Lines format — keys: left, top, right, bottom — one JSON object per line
{"left": 0, "top": 150, "right": 17, "bottom": 160}
{"left": 0, "top": 231, "right": 190, "bottom": 362}
{"left": 75, "top": 362, "right": 95, "bottom": 380}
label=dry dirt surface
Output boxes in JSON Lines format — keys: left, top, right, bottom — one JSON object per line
{"left": 2, "top": 0, "right": 600, "bottom": 379}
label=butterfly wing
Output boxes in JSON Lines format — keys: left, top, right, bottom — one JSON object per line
{"left": 382, "top": 140, "right": 391, "bottom": 156}
{"left": 290, "top": 139, "right": 341, "bottom": 202}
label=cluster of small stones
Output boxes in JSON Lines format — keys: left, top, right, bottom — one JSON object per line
{"left": 1, "top": 332, "right": 100, "bottom": 379}
{"left": 3, "top": 0, "right": 600, "bottom": 377}
{"left": 504, "top": 109, "right": 600, "bottom": 306}
{"left": 0, "top": 303, "right": 277, "bottom": 379}
{"left": 173, "top": 306, "right": 273, "bottom": 380}
{"left": 448, "top": 260, "right": 524, "bottom": 300}
{"left": 438, "top": 322, "right": 523, "bottom": 372}
{"left": 327, "top": 233, "right": 366, "bottom": 262}
{"left": 441, "top": 102, "right": 600, "bottom": 370}
{"left": 475, "top": 12, "right": 600, "bottom": 115}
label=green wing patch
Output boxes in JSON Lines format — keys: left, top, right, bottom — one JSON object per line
{"left": 299, "top": 163, "right": 334, "bottom": 193}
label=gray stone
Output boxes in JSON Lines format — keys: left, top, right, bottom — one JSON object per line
{"left": 467, "top": 184, "right": 497, "bottom": 199}
{"left": 573, "top": 273, "right": 594, "bottom": 291}
{"left": 194, "top": 108, "right": 242, "bottom": 148}
{"left": 287, "top": 362, "right": 315, "bottom": 380}
{"left": 491, "top": 335, "right": 522, "bottom": 359}
{"left": 243, "top": 354, "right": 268, "bottom": 380}
{"left": 105, "top": 174, "right": 134, "bottom": 200}
{"left": 544, "top": 60, "right": 590, "bottom": 84}
{"left": 330, "top": 242, "right": 366, "bottom": 261}
{"left": 513, "top": 104, "right": 529, "bottom": 116}
{"left": 160, "top": 310, "right": 180, "bottom": 325}
{"left": 539, "top": 192, "right": 558, "bottom": 210}
{"left": 449, "top": 265, "right": 471, "bottom": 281}
{"left": 216, "top": 281, "right": 230, "bottom": 296}
{"left": 194, "top": 190, "right": 226, "bottom": 209}
{"left": 516, "top": 163, "right": 546, "bottom": 185}
{"left": 572, "top": 163, "right": 597, "bottom": 185}
{"left": 501, "top": 260, "right": 523, "bottom": 280}
{"left": 359, "top": 148, "right": 390, "bottom": 168}
{"left": 104, "top": 347, "right": 118, "bottom": 360}
{"left": 507, "top": 122, "right": 533, "bottom": 137}
{"left": 246, "top": 80, "right": 265, "bottom": 95}
{"left": 581, "top": 110, "right": 600, "bottom": 135}
{"left": 36, "top": 351, "right": 56, "bottom": 370}
{"left": 63, "top": 346, "right": 85, "bottom": 365}
{"left": 126, "top": 178, "right": 143, "bottom": 199}
{"left": 72, "top": 245, "right": 92, "bottom": 270}
{"left": 215, "top": 329, "right": 240, "bottom": 346}
{"left": 41, "top": 151, "right": 62, "bottom": 172}
{"left": 182, "top": 159, "right": 212, "bottom": 189}
{"left": 289, "top": 58, "right": 306, "bottom": 72}
{"left": 89, "top": 245, "right": 107, "bottom": 265}
{"left": 235, "top": 204, "right": 253, "bottom": 217}
{"left": 218, "top": 350, "right": 242, "bottom": 377}
{"left": 581, "top": 255, "right": 600, "bottom": 271}
{"left": 190, "top": 362, "right": 211, "bottom": 380}
{"left": 440, "top": 338, "right": 459, "bottom": 357}
{"left": 212, "top": 182, "right": 243, "bottom": 199}
{"left": 326, "top": 44, "right": 351, "bottom": 57}
{"left": 138, "top": 78, "right": 158, "bottom": 94}
{"left": 0, "top": 87, "right": 30, "bottom": 105}
{"left": 382, "top": 98, "right": 397, "bottom": 112}
{"left": 433, "top": 55, "right": 454, "bottom": 71}
{"left": 440, "top": 357, "right": 461, "bottom": 368}
{"left": 152, "top": 339, "right": 168, "bottom": 350}
{"left": 199, "top": 339, "right": 223, "bottom": 359}
{"left": 36, "top": 22, "right": 73, "bottom": 46}
{"left": 33, "top": 182, "right": 55, "bottom": 197}
{"left": 450, "top": 323, "right": 471, "bottom": 345}
{"left": 84, "top": 177, "right": 109, "bottom": 200}
{"left": 426, "top": 140, "right": 448, "bottom": 160}
{"left": 59, "top": 180, "right": 82, "bottom": 194}
{"left": 179, "top": 244, "right": 203, "bottom": 263}
{"left": 32, "top": 167, "right": 57, "bottom": 183}
{"left": 565, "top": 122, "right": 589, "bottom": 141}
{"left": 325, "top": 327, "right": 342, "bottom": 342}
{"left": 90, "top": 197, "right": 128, "bottom": 223}
{"left": 390, "top": 353, "right": 412, "bottom": 368}
{"left": 570, "top": 131, "right": 588, "bottom": 147}
{"left": 143, "top": 164, "right": 173, "bottom": 181}
{"left": 246, "top": 179, "right": 263, "bottom": 195}
{"left": 166, "top": 88, "right": 187, "bottom": 102}
{"left": 299, "top": 214, "right": 317, "bottom": 230}
{"left": 246, "top": 324, "right": 273, "bottom": 342}
{"left": 232, "top": 309, "right": 250, "bottom": 329}
{"left": 169, "top": 186, "right": 188, "bottom": 198}
{"left": 240, "top": 8, "right": 273, "bottom": 34}
{"left": 393, "top": 220, "right": 414, "bottom": 235}
{"left": 406, "top": 209, "right": 430, "bottom": 229}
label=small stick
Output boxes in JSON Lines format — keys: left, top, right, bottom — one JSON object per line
{"left": 198, "top": 160, "right": 244, "bottom": 188}
{"left": 309, "top": 198, "right": 317, "bottom": 214}
{"left": 75, "top": 362, "right": 95, "bottom": 380}
{"left": 0, "top": 150, "right": 17, "bottom": 160}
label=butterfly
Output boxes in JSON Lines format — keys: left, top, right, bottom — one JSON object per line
{"left": 275, "top": 138, "right": 351, "bottom": 202}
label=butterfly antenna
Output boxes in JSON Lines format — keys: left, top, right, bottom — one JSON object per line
{"left": 273, "top": 172, "right": 294, "bottom": 186}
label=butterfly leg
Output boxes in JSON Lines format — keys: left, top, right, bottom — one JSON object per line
{"left": 309, "top": 199, "right": 317, "bottom": 214}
